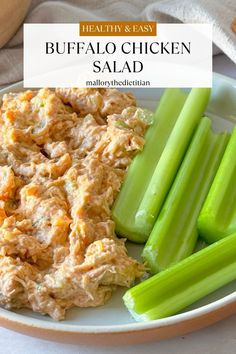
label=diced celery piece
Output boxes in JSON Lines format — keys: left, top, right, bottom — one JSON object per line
{"left": 135, "top": 88, "right": 211, "bottom": 237}
{"left": 198, "top": 126, "right": 236, "bottom": 243}
{"left": 123, "top": 232, "right": 236, "bottom": 321}
{"left": 142, "top": 117, "right": 229, "bottom": 273}
{"left": 112, "top": 88, "right": 188, "bottom": 243}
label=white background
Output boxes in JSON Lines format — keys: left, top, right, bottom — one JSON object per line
{"left": 24, "top": 23, "right": 212, "bottom": 88}
{"left": 0, "top": 54, "right": 235, "bottom": 354}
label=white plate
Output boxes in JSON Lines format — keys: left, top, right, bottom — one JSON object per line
{"left": 1, "top": 73, "right": 236, "bottom": 345}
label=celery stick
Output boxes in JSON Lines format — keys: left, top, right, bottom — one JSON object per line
{"left": 112, "top": 89, "right": 188, "bottom": 243}
{"left": 123, "top": 232, "right": 236, "bottom": 321}
{"left": 194, "top": 238, "right": 208, "bottom": 253}
{"left": 198, "top": 126, "right": 236, "bottom": 243}
{"left": 135, "top": 88, "right": 211, "bottom": 237}
{"left": 142, "top": 117, "right": 229, "bottom": 273}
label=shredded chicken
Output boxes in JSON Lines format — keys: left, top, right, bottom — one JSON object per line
{"left": 0, "top": 87, "right": 149, "bottom": 320}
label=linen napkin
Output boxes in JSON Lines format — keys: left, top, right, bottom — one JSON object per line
{"left": 0, "top": 0, "right": 235, "bottom": 87}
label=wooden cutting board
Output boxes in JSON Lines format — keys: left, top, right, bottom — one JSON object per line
{"left": 0, "top": 0, "right": 31, "bottom": 48}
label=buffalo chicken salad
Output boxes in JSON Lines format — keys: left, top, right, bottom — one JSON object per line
{"left": 2, "top": 86, "right": 233, "bottom": 324}
{"left": 0, "top": 87, "right": 149, "bottom": 320}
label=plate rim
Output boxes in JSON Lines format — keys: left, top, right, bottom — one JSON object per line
{"left": 0, "top": 72, "right": 236, "bottom": 336}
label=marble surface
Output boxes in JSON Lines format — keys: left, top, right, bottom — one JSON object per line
{"left": 0, "top": 54, "right": 235, "bottom": 354}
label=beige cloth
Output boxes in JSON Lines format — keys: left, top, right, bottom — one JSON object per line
{"left": 0, "top": 0, "right": 235, "bottom": 87}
